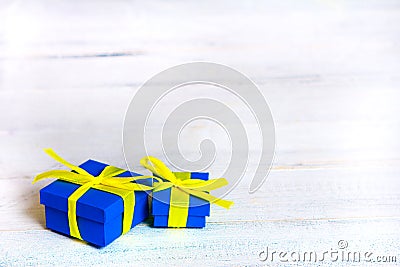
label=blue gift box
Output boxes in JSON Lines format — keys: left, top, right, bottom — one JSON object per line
{"left": 152, "top": 172, "right": 210, "bottom": 228}
{"left": 39, "top": 159, "right": 150, "bottom": 247}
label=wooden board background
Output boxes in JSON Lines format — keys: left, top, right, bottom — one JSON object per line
{"left": 0, "top": 0, "right": 399, "bottom": 266}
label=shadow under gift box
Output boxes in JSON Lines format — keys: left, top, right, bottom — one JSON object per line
{"left": 39, "top": 160, "right": 151, "bottom": 247}
{"left": 152, "top": 172, "right": 211, "bottom": 228}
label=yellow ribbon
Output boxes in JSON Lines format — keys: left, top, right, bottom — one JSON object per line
{"left": 33, "top": 149, "right": 152, "bottom": 240}
{"left": 140, "top": 156, "right": 234, "bottom": 227}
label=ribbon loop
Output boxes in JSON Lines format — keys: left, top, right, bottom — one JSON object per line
{"left": 43, "top": 148, "right": 92, "bottom": 176}
{"left": 140, "top": 156, "right": 178, "bottom": 184}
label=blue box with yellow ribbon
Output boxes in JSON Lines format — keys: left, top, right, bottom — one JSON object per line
{"left": 140, "top": 156, "right": 234, "bottom": 229}
{"left": 152, "top": 172, "right": 210, "bottom": 228}
{"left": 35, "top": 149, "right": 152, "bottom": 247}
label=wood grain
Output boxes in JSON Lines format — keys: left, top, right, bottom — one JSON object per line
{"left": 0, "top": 0, "right": 399, "bottom": 266}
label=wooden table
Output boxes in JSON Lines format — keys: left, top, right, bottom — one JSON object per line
{"left": 1, "top": 1, "right": 399, "bottom": 266}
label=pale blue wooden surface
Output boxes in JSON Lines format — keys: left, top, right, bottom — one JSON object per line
{"left": 0, "top": 0, "right": 399, "bottom": 266}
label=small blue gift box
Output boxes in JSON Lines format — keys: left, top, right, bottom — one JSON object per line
{"left": 39, "top": 159, "right": 150, "bottom": 247}
{"left": 152, "top": 172, "right": 210, "bottom": 228}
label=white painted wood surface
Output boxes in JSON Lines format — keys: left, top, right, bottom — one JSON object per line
{"left": 1, "top": 0, "right": 399, "bottom": 266}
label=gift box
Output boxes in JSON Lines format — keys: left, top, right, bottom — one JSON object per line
{"left": 152, "top": 172, "right": 211, "bottom": 228}
{"left": 38, "top": 158, "right": 151, "bottom": 247}
{"left": 139, "top": 156, "right": 233, "bottom": 228}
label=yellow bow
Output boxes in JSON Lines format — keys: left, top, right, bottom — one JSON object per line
{"left": 140, "top": 156, "right": 233, "bottom": 227}
{"left": 33, "top": 148, "right": 152, "bottom": 240}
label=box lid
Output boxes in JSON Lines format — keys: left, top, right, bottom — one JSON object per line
{"left": 40, "top": 159, "right": 149, "bottom": 224}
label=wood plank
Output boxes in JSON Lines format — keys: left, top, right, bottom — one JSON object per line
{"left": 1, "top": 218, "right": 399, "bottom": 266}
{"left": 0, "top": 84, "right": 399, "bottom": 177}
